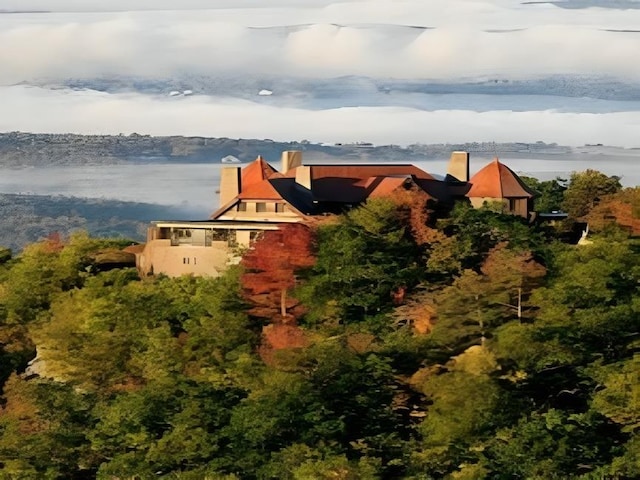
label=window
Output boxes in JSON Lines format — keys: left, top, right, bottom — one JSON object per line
{"left": 276, "top": 203, "right": 285, "bottom": 213}
{"left": 256, "top": 203, "right": 268, "bottom": 213}
{"left": 238, "top": 203, "right": 247, "bottom": 212}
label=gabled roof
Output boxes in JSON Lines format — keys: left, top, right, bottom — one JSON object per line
{"left": 241, "top": 156, "right": 280, "bottom": 189}
{"left": 467, "top": 158, "right": 535, "bottom": 199}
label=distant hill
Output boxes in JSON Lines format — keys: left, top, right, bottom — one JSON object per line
{"left": 0, "top": 194, "right": 194, "bottom": 252}
{"left": 0, "top": 132, "right": 570, "bottom": 167}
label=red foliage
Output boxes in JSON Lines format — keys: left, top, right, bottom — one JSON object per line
{"left": 43, "top": 232, "right": 64, "bottom": 253}
{"left": 258, "top": 323, "right": 309, "bottom": 366}
{"left": 241, "top": 223, "right": 315, "bottom": 321}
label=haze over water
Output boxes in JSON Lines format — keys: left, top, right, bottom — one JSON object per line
{"left": 1, "top": 151, "right": 637, "bottom": 218}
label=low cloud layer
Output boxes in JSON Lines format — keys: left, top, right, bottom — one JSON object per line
{"left": 2, "top": 86, "right": 639, "bottom": 148}
{"left": 1, "top": 1, "right": 640, "bottom": 83}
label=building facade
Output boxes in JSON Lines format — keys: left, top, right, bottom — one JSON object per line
{"left": 132, "top": 151, "right": 534, "bottom": 277}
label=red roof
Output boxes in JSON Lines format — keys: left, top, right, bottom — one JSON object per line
{"left": 241, "top": 156, "right": 279, "bottom": 190}
{"left": 238, "top": 178, "right": 283, "bottom": 200}
{"left": 467, "top": 158, "right": 534, "bottom": 198}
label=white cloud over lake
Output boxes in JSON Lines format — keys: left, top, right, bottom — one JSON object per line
{"left": 2, "top": 86, "right": 639, "bottom": 148}
{"left": 1, "top": 0, "right": 639, "bottom": 146}
{"left": 1, "top": 1, "right": 640, "bottom": 82}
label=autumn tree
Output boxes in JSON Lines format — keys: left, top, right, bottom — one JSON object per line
{"left": 241, "top": 223, "right": 315, "bottom": 321}
{"left": 583, "top": 187, "right": 640, "bottom": 235}
{"left": 562, "top": 169, "right": 622, "bottom": 219}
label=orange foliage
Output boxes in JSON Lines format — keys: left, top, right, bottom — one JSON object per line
{"left": 584, "top": 188, "right": 640, "bottom": 235}
{"left": 481, "top": 243, "right": 547, "bottom": 287}
{"left": 258, "top": 323, "right": 309, "bottom": 365}
{"left": 0, "top": 374, "right": 44, "bottom": 435}
{"left": 392, "top": 288, "right": 437, "bottom": 335}
{"left": 387, "top": 183, "right": 442, "bottom": 246}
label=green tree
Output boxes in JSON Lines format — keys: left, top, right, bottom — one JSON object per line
{"left": 520, "top": 176, "right": 567, "bottom": 213}
{"left": 428, "top": 202, "right": 548, "bottom": 276}
{"left": 562, "top": 169, "right": 621, "bottom": 219}
{"left": 485, "top": 410, "right": 621, "bottom": 478}
{"left": 91, "top": 378, "right": 245, "bottom": 477}
{"left": 300, "top": 198, "right": 421, "bottom": 323}
{"left": 591, "top": 354, "right": 640, "bottom": 433}
{"left": 0, "top": 374, "right": 97, "bottom": 478}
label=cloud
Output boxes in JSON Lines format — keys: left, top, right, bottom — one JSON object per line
{"left": 0, "top": 0, "right": 340, "bottom": 12}
{"left": 1, "top": 1, "right": 640, "bottom": 83}
{"left": 2, "top": 86, "right": 639, "bottom": 148}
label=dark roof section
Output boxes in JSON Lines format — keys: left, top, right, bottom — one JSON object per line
{"left": 284, "top": 164, "right": 436, "bottom": 182}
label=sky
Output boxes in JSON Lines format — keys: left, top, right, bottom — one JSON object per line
{"left": 1, "top": 0, "right": 640, "bottom": 146}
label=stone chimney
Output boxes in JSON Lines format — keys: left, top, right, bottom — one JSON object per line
{"left": 295, "top": 165, "right": 312, "bottom": 190}
{"left": 220, "top": 167, "right": 241, "bottom": 206}
{"left": 281, "top": 150, "right": 302, "bottom": 173}
{"left": 447, "top": 151, "right": 470, "bottom": 182}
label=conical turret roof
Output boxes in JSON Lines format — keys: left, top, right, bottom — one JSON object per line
{"left": 467, "top": 158, "right": 534, "bottom": 198}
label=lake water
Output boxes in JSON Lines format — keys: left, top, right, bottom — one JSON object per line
{"left": 1, "top": 153, "right": 638, "bottom": 219}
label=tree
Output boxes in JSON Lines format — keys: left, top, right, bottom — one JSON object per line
{"left": 583, "top": 187, "right": 640, "bottom": 235}
{"left": 299, "top": 198, "right": 421, "bottom": 322}
{"left": 431, "top": 244, "right": 546, "bottom": 350}
{"left": 562, "top": 169, "right": 621, "bottom": 219}
{"left": 0, "top": 374, "right": 97, "bottom": 478}
{"left": 591, "top": 354, "right": 640, "bottom": 433}
{"left": 241, "top": 224, "right": 315, "bottom": 321}
{"left": 520, "top": 176, "right": 567, "bottom": 213}
{"left": 408, "top": 346, "right": 502, "bottom": 478}
{"left": 485, "top": 409, "right": 620, "bottom": 478}
{"left": 428, "top": 202, "right": 548, "bottom": 276}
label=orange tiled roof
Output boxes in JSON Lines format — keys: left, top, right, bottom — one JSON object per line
{"left": 467, "top": 158, "right": 534, "bottom": 199}
{"left": 241, "top": 156, "right": 279, "bottom": 190}
{"left": 367, "top": 177, "right": 408, "bottom": 198}
{"left": 237, "top": 178, "right": 284, "bottom": 200}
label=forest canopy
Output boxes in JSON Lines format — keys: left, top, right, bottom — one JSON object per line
{"left": 0, "top": 171, "right": 638, "bottom": 479}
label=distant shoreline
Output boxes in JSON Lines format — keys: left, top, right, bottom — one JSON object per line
{"left": 0, "top": 131, "right": 614, "bottom": 168}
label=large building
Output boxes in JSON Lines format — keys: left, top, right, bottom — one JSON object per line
{"left": 131, "top": 151, "right": 534, "bottom": 277}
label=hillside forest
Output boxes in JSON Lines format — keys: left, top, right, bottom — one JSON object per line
{"left": 0, "top": 170, "right": 638, "bottom": 479}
